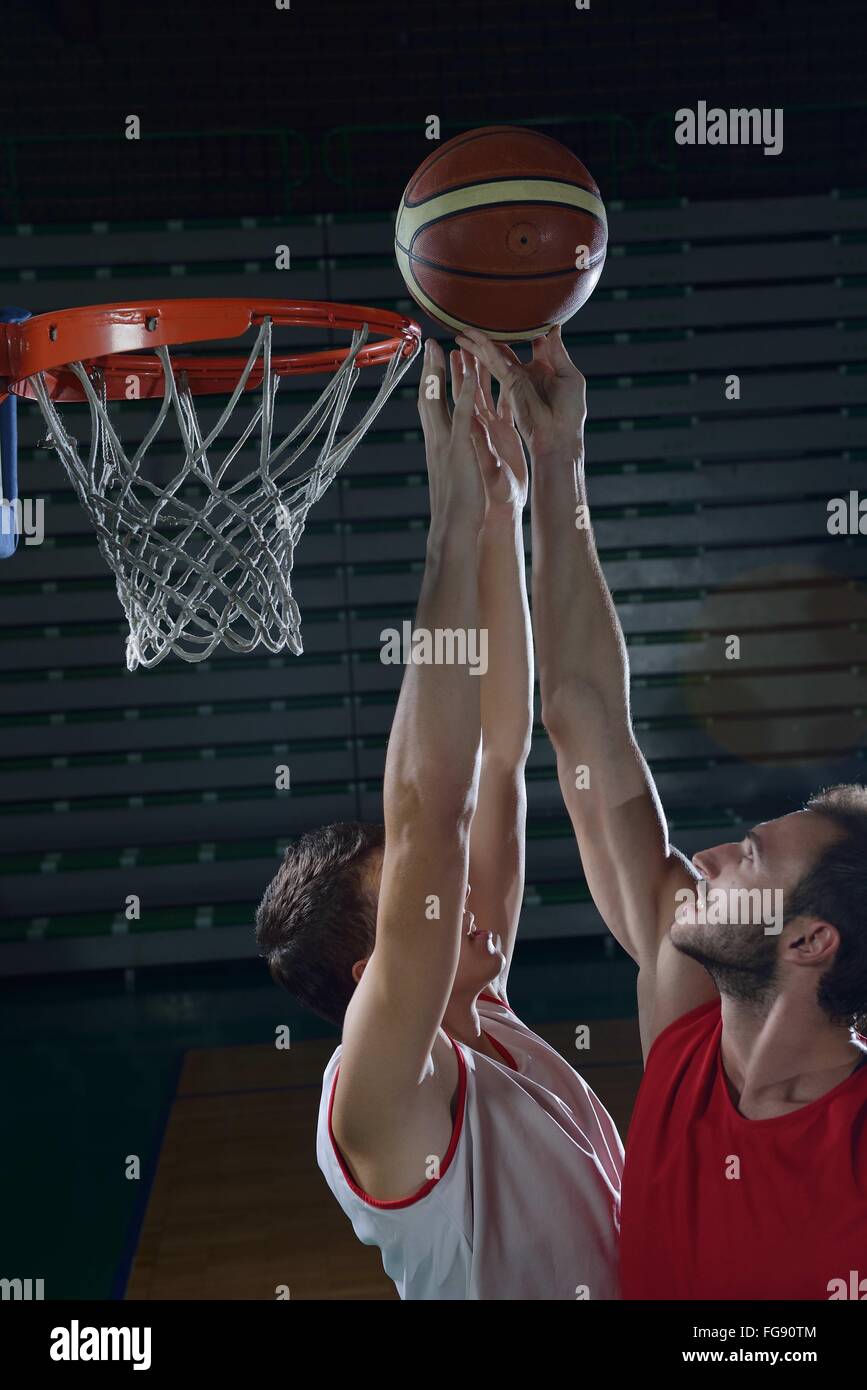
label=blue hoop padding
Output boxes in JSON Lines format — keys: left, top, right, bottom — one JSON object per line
{"left": 0, "top": 306, "right": 32, "bottom": 559}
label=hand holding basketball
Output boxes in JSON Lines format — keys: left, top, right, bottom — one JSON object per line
{"left": 455, "top": 326, "right": 587, "bottom": 461}
{"left": 417, "top": 338, "right": 486, "bottom": 535}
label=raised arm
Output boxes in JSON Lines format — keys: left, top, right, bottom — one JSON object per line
{"left": 457, "top": 327, "right": 717, "bottom": 1056}
{"left": 332, "top": 341, "right": 487, "bottom": 1193}
{"left": 468, "top": 365, "right": 533, "bottom": 985}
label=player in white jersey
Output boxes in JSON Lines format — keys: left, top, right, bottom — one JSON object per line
{"left": 256, "top": 340, "right": 622, "bottom": 1299}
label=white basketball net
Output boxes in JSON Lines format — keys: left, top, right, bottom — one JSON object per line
{"left": 29, "top": 317, "right": 418, "bottom": 670}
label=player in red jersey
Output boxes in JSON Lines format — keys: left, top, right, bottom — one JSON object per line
{"left": 458, "top": 324, "right": 867, "bottom": 1301}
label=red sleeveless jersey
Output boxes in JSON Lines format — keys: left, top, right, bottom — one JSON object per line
{"left": 620, "top": 1001, "right": 867, "bottom": 1300}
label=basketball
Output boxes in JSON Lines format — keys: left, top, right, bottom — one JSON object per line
{"left": 394, "top": 125, "right": 607, "bottom": 341}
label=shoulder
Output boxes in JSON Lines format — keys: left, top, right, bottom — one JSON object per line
{"left": 475, "top": 993, "right": 566, "bottom": 1077}
{"left": 644, "top": 999, "right": 721, "bottom": 1071}
{"left": 318, "top": 1034, "right": 470, "bottom": 1211}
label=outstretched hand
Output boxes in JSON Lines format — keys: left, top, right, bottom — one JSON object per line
{"left": 417, "top": 338, "right": 487, "bottom": 536}
{"left": 469, "top": 359, "right": 528, "bottom": 516}
{"left": 455, "top": 325, "right": 586, "bottom": 460}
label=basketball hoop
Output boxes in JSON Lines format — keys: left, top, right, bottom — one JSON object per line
{"left": 0, "top": 299, "right": 421, "bottom": 670}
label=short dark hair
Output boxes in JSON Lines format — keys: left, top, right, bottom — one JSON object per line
{"left": 255, "top": 821, "right": 385, "bottom": 1026}
{"left": 787, "top": 784, "right": 867, "bottom": 1035}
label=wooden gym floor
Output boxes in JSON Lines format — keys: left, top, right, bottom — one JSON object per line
{"left": 124, "top": 1017, "right": 642, "bottom": 1300}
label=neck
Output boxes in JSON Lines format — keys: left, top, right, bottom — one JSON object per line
{"left": 441, "top": 988, "right": 489, "bottom": 1049}
{"left": 720, "top": 990, "right": 864, "bottom": 1117}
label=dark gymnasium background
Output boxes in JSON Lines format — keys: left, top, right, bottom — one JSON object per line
{"left": 1, "top": 0, "right": 866, "bottom": 1304}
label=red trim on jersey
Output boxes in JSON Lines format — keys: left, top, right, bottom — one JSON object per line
{"left": 479, "top": 990, "right": 512, "bottom": 1011}
{"left": 483, "top": 1030, "right": 519, "bottom": 1071}
{"left": 327, "top": 1036, "right": 468, "bottom": 1210}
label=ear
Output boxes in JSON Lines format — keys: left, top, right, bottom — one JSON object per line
{"left": 784, "top": 918, "right": 840, "bottom": 966}
{"left": 351, "top": 958, "right": 369, "bottom": 985}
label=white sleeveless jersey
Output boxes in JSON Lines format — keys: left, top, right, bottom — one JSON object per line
{"left": 316, "top": 993, "right": 623, "bottom": 1300}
